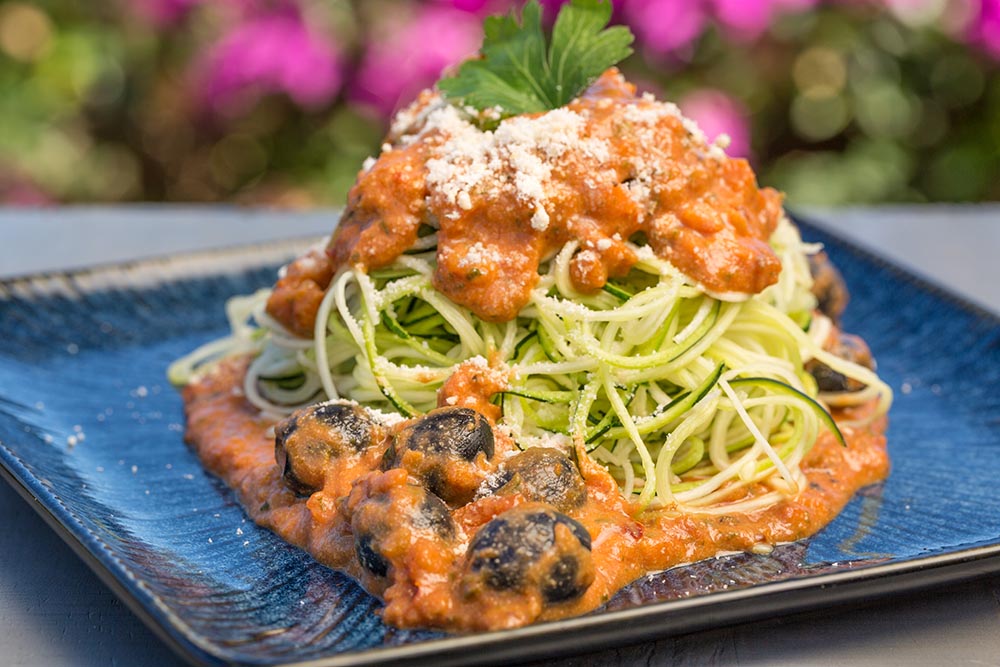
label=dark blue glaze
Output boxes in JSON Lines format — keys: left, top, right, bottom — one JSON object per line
{"left": 1, "top": 218, "right": 998, "bottom": 666}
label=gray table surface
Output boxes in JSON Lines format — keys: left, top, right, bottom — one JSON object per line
{"left": 1, "top": 205, "right": 998, "bottom": 667}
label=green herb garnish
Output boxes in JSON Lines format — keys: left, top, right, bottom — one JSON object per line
{"left": 438, "top": 0, "right": 634, "bottom": 117}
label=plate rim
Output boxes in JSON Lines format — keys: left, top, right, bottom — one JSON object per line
{"left": 1, "top": 214, "right": 999, "bottom": 667}
{"left": 0, "top": 447, "right": 222, "bottom": 667}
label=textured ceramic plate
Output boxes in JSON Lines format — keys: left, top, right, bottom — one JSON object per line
{"left": 1, "top": 220, "right": 999, "bottom": 667}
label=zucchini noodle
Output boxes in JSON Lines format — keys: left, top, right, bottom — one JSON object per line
{"left": 169, "top": 217, "right": 892, "bottom": 512}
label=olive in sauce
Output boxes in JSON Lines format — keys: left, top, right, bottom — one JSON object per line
{"left": 275, "top": 401, "right": 380, "bottom": 496}
{"left": 487, "top": 447, "right": 588, "bottom": 511}
{"left": 809, "top": 251, "right": 849, "bottom": 323}
{"left": 382, "top": 407, "right": 495, "bottom": 505}
{"left": 351, "top": 482, "right": 455, "bottom": 578}
{"left": 463, "top": 505, "right": 594, "bottom": 604}
{"left": 807, "top": 332, "right": 874, "bottom": 393}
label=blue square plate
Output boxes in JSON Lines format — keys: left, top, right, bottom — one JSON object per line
{"left": 1, "top": 219, "right": 999, "bottom": 667}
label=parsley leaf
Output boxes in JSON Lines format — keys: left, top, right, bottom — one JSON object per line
{"left": 438, "top": 0, "right": 634, "bottom": 117}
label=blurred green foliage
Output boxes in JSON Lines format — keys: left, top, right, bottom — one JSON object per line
{"left": 0, "top": 0, "right": 997, "bottom": 207}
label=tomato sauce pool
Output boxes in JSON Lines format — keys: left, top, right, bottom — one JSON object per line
{"left": 183, "top": 358, "right": 887, "bottom": 632}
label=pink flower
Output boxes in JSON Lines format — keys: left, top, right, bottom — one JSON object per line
{"left": 447, "top": 0, "right": 501, "bottom": 13}
{"left": 0, "top": 168, "right": 53, "bottom": 206}
{"left": 711, "top": 0, "right": 772, "bottom": 37}
{"left": 679, "top": 89, "right": 751, "bottom": 158}
{"left": 622, "top": 0, "right": 708, "bottom": 55}
{"left": 710, "top": 0, "right": 819, "bottom": 40}
{"left": 971, "top": 0, "right": 1000, "bottom": 58}
{"left": 196, "top": 5, "right": 343, "bottom": 116}
{"left": 350, "top": 5, "right": 482, "bottom": 117}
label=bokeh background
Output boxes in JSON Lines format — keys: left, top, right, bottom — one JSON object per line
{"left": 1, "top": 0, "right": 998, "bottom": 208}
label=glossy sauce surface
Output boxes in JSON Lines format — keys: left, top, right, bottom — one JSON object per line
{"left": 184, "top": 358, "right": 888, "bottom": 632}
{"left": 266, "top": 70, "right": 783, "bottom": 336}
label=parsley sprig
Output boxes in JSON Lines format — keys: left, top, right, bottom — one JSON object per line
{"left": 438, "top": 0, "right": 634, "bottom": 117}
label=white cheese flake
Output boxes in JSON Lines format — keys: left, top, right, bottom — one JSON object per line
{"left": 418, "top": 99, "right": 612, "bottom": 227}
{"left": 456, "top": 241, "right": 501, "bottom": 269}
{"left": 531, "top": 205, "right": 550, "bottom": 232}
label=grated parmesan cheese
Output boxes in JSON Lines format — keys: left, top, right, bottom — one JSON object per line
{"left": 455, "top": 242, "right": 501, "bottom": 269}
{"left": 416, "top": 98, "right": 612, "bottom": 228}
{"left": 531, "top": 205, "right": 550, "bottom": 231}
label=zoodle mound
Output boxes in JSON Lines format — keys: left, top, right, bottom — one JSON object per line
{"left": 172, "top": 68, "right": 892, "bottom": 631}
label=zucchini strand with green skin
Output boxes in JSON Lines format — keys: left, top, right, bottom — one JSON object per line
{"left": 178, "top": 217, "right": 891, "bottom": 512}
{"left": 729, "top": 377, "right": 846, "bottom": 447}
{"left": 500, "top": 388, "right": 576, "bottom": 404}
